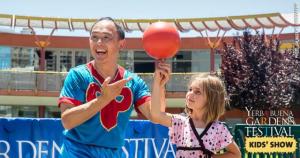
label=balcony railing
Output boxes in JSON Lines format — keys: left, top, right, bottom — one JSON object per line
{"left": 0, "top": 70, "right": 202, "bottom": 93}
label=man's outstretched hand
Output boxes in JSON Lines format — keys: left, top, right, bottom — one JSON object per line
{"left": 100, "top": 77, "right": 132, "bottom": 102}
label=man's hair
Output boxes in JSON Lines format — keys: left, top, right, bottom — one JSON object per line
{"left": 90, "top": 17, "right": 125, "bottom": 40}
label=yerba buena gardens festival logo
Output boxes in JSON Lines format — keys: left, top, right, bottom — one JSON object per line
{"left": 244, "top": 107, "right": 297, "bottom": 153}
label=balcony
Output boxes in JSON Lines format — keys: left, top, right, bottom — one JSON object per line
{"left": 0, "top": 70, "right": 201, "bottom": 98}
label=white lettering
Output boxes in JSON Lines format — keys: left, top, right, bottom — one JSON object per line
{"left": 0, "top": 140, "right": 10, "bottom": 158}
{"left": 131, "top": 138, "right": 143, "bottom": 158}
{"left": 144, "top": 138, "right": 148, "bottom": 158}
{"left": 38, "top": 141, "right": 48, "bottom": 158}
{"left": 17, "top": 140, "right": 36, "bottom": 158}
{"left": 163, "top": 140, "right": 176, "bottom": 158}
{"left": 3, "top": 138, "right": 176, "bottom": 158}
{"left": 122, "top": 146, "right": 129, "bottom": 158}
{"left": 123, "top": 138, "right": 176, "bottom": 158}
{"left": 151, "top": 138, "right": 166, "bottom": 158}
{"left": 245, "top": 107, "right": 252, "bottom": 116}
{"left": 52, "top": 141, "right": 62, "bottom": 158}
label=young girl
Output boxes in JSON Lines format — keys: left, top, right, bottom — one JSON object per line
{"left": 151, "top": 61, "right": 241, "bottom": 158}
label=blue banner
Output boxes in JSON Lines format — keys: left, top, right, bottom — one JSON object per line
{"left": 0, "top": 118, "right": 175, "bottom": 158}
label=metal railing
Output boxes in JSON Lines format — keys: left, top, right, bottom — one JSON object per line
{"left": 0, "top": 70, "right": 203, "bottom": 92}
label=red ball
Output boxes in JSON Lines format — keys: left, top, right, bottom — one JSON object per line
{"left": 142, "top": 22, "right": 180, "bottom": 59}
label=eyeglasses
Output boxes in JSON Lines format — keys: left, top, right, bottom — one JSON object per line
{"left": 90, "top": 34, "right": 114, "bottom": 43}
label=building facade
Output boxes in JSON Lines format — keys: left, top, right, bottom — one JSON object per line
{"left": 0, "top": 32, "right": 296, "bottom": 121}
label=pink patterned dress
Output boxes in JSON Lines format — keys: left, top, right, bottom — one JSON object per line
{"left": 169, "top": 114, "right": 233, "bottom": 158}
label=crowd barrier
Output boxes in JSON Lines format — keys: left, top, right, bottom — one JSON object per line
{"left": 0, "top": 118, "right": 175, "bottom": 158}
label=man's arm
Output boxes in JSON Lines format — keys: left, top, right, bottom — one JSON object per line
{"left": 136, "top": 101, "right": 151, "bottom": 120}
{"left": 60, "top": 96, "right": 112, "bottom": 130}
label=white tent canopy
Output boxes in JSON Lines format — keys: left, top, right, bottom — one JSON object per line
{"left": 0, "top": 12, "right": 299, "bottom": 32}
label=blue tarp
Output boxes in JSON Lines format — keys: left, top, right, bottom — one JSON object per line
{"left": 0, "top": 118, "right": 175, "bottom": 158}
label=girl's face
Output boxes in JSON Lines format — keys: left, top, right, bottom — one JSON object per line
{"left": 185, "top": 80, "right": 207, "bottom": 111}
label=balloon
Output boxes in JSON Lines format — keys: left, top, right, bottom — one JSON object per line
{"left": 142, "top": 22, "right": 180, "bottom": 59}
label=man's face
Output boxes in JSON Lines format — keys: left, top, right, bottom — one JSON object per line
{"left": 89, "top": 20, "right": 124, "bottom": 64}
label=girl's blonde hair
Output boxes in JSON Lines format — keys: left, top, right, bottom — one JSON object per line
{"left": 185, "top": 73, "right": 227, "bottom": 124}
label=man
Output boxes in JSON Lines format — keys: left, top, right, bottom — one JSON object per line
{"left": 58, "top": 17, "right": 152, "bottom": 157}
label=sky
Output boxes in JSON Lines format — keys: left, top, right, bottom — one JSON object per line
{"left": 0, "top": 0, "right": 299, "bottom": 37}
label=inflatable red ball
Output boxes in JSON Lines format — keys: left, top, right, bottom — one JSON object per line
{"left": 142, "top": 22, "right": 180, "bottom": 59}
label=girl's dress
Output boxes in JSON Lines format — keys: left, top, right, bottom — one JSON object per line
{"left": 169, "top": 114, "right": 233, "bottom": 158}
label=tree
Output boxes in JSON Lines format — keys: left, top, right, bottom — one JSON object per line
{"left": 219, "top": 31, "right": 300, "bottom": 110}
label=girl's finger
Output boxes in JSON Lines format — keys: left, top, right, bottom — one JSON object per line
{"left": 158, "top": 63, "right": 171, "bottom": 71}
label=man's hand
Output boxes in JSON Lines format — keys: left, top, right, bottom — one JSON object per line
{"left": 100, "top": 77, "right": 132, "bottom": 101}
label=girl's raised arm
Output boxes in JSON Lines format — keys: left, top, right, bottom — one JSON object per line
{"left": 150, "top": 61, "right": 172, "bottom": 127}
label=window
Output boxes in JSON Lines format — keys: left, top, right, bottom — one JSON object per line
{"left": 118, "top": 51, "right": 134, "bottom": 71}
{"left": 191, "top": 50, "right": 221, "bottom": 72}
{"left": 75, "top": 50, "right": 88, "bottom": 66}
{"left": 0, "top": 46, "right": 11, "bottom": 69}
{"left": 134, "top": 51, "right": 155, "bottom": 73}
{"left": 45, "top": 106, "right": 61, "bottom": 118}
{"left": 133, "top": 50, "right": 193, "bottom": 73}
{"left": 172, "top": 51, "right": 192, "bottom": 73}
{"left": 16, "top": 106, "right": 38, "bottom": 118}
{"left": 44, "top": 50, "right": 58, "bottom": 71}
{"left": 0, "top": 105, "right": 12, "bottom": 117}
{"left": 59, "top": 50, "right": 72, "bottom": 72}
{"left": 11, "top": 47, "right": 36, "bottom": 70}
{"left": 0, "top": 105, "right": 60, "bottom": 118}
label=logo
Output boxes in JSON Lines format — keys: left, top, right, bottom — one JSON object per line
{"left": 86, "top": 83, "right": 133, "bottom": 131}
